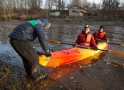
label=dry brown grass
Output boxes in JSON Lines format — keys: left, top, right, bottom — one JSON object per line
{"left": 0, "top": 61, "right": 48, "bottom": 90}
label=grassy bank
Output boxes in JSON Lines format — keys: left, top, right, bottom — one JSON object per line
{"left": 0, "top": 61, "right": 48, "bottom": 90}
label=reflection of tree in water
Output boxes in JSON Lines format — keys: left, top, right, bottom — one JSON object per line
{"left": 0, "top": 22, "right": 19, "bottom": 44}
{"left": 46, "top": 51, "right": 106, "bottom": 89}
{"left": 90, "top": 52, "right": 106, "bottom": 64}
{"left": 0, "top": 29, "right": 9, "bottom": 44}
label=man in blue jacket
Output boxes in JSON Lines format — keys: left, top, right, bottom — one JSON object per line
{"left": 8, "top": 17, "right": 51, "bottom": 81}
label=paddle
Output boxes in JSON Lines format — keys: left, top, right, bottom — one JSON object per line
{"left": 48, "top": 40, "right": 124, "bottom": 56}
{"left": 108, "top": 42, "right": 124, "bottom": 46}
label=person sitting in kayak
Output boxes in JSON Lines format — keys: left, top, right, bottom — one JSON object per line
{"left": 93, "top": 25, "right": 108, "bottom": 44}
{"left": 74, "top": 25, "right": 98, "bottom": 50}
{"left": 8, "top": 17, "right": 52, "bottom": 81}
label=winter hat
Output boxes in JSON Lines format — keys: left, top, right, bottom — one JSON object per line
{"left": 39, "top": 17, "right": 50, "bottom": 30}
{"left": 84, "top": 25, "right": 89, "bottom": 28}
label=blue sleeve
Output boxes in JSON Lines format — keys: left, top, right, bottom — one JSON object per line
{"left": 34, "top": 24, "right": 50, "bottom": 51}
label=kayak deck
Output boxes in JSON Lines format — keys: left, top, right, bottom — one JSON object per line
{"left": 39, "top": 42, "right": 108, "bottom": 67}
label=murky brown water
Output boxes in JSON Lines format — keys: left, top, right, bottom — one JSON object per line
{"left": 0, "top": 21, "right": 124, "bottom": 90}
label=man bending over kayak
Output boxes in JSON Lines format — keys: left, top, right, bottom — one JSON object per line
{"left": 8, "top": 17, "right": 52, "bottom": 81}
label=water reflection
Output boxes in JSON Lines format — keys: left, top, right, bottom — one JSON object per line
{"left": 46, "top": 52, "right": 106, "bottom": 89}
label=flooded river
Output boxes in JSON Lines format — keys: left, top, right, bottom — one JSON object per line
{"left": 0, "top": 21, "right": 124, "bottom": 90}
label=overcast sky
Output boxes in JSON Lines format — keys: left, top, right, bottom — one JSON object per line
{"left": 87, "top": 0, "right": 124, "bottom": 4}
{"left": 42, "top": 0, "right": 123, "bottom": 8}
{"left": 86, "top": 0, "right": 122, "bottom": 4}
{"left": 87, "top": 0, "right": 100, "bottom": 4}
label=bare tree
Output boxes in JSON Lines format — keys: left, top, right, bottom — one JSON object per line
{"left": 96, "top": 3, "right": 102, "bottom": 10}
{"left": 67, "top": 0, "right": 83, "bottom": 7}
{"left": 49, "top": 0, "right": 65, "bottom": 10}
{"left": 101, "top": 0, "right": 120, "bottom": 21}
{"left": 45, "top": 0, "right": 57, "bottom": 9}
{"left": 37, "top": 0, "right": 42, "bottom": 8}
{"left": 82, "top": 0, "right": 91, "bottom": 10}
{"left": 91, "top": 3, "right": 97, "bottom": 10}
{"left": 67, "top": 0, "right": 91, "bottom": 10}
{"left": 0, "top": 0, "right": 13, "bottom": 20}
{"left": 7, "top": 0, "right": 13, "bottom": 20}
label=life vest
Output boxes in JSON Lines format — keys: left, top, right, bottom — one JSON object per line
{"left": 77, "top": 32, "right": 92, "bottom": 47}
{"left": 94, "top": 31, "right": 106, "bottom": 40}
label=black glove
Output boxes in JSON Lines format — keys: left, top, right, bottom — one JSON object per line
{"left": 72, "top": 44, "right": 76, "bottom": 47}
{"left": 94, "top": 46, "right": 98, "bottom": 50}
{"left": 37, "top": 51, "right": 45, "bottom": 55}
{"left": 96, "top": 40, "right": 101, "bottom": 44}
{"left": 45, "top": 50, "right": 52, "bottom": 57}
{"left": 98, "top": 40, "right": 106, "bottom": 43}
{"left": 101, "top": 39, "right": 107, "bottom": 42}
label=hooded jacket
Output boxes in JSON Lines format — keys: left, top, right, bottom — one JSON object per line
{"left": 75, "top": 31, "right": 97, "bottom": 47}
{"left": 8, "top": 18, "right": 50, "bottom": 52}
{"left": 94, "top": 30, "right": 106, "bottom": 40}
{"left": 93, "top": 30, "right": 107, "bottom": 43}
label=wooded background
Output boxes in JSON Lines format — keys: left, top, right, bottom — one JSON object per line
{"left": 0, "top": 0, "right": 123, "bottom": 21}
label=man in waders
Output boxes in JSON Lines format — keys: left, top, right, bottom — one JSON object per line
{"left": 8, "top": 17, "right": 51, "bottom": 81}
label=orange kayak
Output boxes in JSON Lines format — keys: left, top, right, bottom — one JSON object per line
{"left": 39, "top": 42, "right": 108, "bottom": 67}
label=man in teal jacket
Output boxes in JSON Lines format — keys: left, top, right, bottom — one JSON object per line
{"left": 8, "top": 17, "right": 51, "bottom": 81}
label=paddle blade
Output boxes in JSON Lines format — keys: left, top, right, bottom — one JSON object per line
{"left": 48, "top": 40, "right": 61, "bottom": 44}
{"left": 108, "top": 43, "right": 124, "bottom": 46}
{"left": 121, "top": 44, "right": 124, "bottom": 46}
{"left": 109, "top": 50, "right": 124, "bottom": 56}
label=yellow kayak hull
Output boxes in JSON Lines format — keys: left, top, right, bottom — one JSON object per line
{"left": 39, "top": 42, "right": 108, "bottom": 67}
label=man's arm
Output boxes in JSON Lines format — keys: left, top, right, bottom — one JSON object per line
{"left": 34, "top": 24, "right": 51, "bottom": 56}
